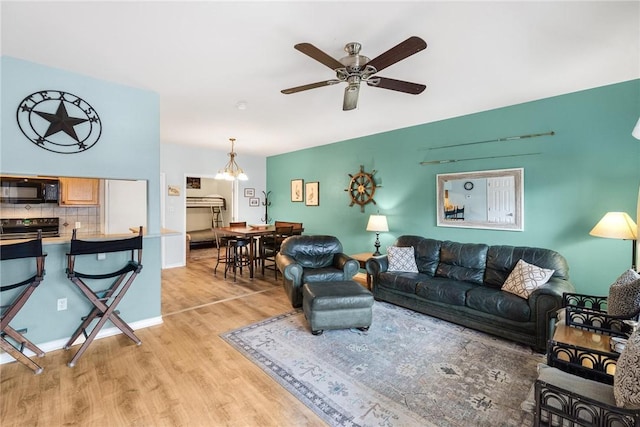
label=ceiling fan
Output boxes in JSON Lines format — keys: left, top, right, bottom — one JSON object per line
{"left": 281, "top": 36, "right": 427, "bottom": 111}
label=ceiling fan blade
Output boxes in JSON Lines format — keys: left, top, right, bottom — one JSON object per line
{"left": 294, "top": 43, "right": 344, "bottom": 70}
{"left": 366, "top": 36, "right": 427, "bottom": 73}
{"left": 343, "top": 84, "right": 360, "bottom": 111}
{"left": 281, "top": 80, "right": 340, "bottom": 94}
{"left": 367, "top": 77, "right": 426, "bottom": 94}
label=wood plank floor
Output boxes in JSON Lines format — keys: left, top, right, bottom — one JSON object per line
{"left": 0, "top": 248, "right": 325, "bottom": 426}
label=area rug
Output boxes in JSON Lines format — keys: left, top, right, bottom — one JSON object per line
{"left": 221, "top": 301, "right": 544, "bottom": 427}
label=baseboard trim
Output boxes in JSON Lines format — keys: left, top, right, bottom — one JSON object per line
{"left": 1, "top": 316, "right": 164, "bottom": 365}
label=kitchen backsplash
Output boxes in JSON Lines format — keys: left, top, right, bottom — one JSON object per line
{"left": 0, "top": 203, "right": 100, "bottom": 236}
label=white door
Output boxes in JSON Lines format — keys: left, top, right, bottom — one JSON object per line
{"left": 487, "top": 176, "right": 515, "bottom": 224}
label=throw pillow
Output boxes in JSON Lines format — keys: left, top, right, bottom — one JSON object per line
{"left": 387, "top": 246, "right": 419, "bottom": 273}
{"left": 501, "top": 259, "right": 555, "bottom": 299}
{"left": 608, "top": 269, "right": 640, "bottom": 317}
{"left": 614, "top": 329, "right": 640, "bottom": 409}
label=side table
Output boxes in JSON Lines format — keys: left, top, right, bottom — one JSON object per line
{"left": 547, "top": 323, "right": 619, "bottom": 384}
{"left": 350, "top": 252, "right": 376, "bottom": 289}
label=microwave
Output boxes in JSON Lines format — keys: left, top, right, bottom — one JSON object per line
{"left": 0, "top": 177, "right": 59, "bottom": 204}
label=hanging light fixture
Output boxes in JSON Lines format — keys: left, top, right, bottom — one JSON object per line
{"left": 214, "top": 137, "right": 248, "bottom": 181}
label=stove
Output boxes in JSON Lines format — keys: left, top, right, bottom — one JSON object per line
{"left": 0, "top": 217, "right": 60, "bottom": 240}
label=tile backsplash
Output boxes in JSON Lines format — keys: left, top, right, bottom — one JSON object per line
{"left": 0, "top": 203, "right": 100, "bottom": 236}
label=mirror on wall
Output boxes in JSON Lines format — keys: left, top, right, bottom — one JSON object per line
{"left": 436, "top": 168, "right": 524, "bottom": 231}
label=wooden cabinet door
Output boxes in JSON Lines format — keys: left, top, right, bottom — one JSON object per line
{"left": 60, "top": 178, "right": 99, "bottom": 205}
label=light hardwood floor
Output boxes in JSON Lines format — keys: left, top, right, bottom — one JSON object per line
{"left": 0, "top": 248, "right": 325, "bottom": 426}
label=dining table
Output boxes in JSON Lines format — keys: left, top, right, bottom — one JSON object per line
{"left": 212, "top": 225, "right": 276, "bottom": 279}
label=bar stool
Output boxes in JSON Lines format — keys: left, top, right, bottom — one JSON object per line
{"left": 0, "top": 230, "right": 46, "bottom": 374}
{"left": 64, "top": 227, "right": 143, "bottom": 367}
{"left": 225, "top": 238, "right": 252, "bottom": 281}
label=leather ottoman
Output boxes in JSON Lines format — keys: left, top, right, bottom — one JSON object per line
{"left": 302, "top": 280, "right": 374, "bottom": 335}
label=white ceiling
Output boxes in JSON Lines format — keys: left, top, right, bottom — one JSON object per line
{"left": 2, "top": 1, "right": 638, "bottom": 156}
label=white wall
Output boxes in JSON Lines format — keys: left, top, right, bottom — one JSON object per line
{"left": 160, "top": 143, "right": 267, "bottom": 268}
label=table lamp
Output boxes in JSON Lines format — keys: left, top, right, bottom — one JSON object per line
{"left": 589, "top": 211, "right": 638, "bottom": 270}
{"left": 366, "top": 214, "right": 389, "bottom": 256}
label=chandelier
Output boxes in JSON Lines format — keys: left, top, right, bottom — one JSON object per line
{"left": 214, "top": 138, "right": 248, "bottom": 181}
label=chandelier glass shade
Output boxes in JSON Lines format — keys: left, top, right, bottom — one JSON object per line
{"left": 215, "top": 138, "right": 248, "bottom": 181}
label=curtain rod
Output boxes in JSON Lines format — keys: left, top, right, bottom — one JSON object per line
{"left": 420, "top": 152, "right": 541, "bottom": 165}
{"left": 427, "top": 131, "right": 555, "bottom": 151}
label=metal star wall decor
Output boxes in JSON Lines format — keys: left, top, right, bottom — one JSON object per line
{"left": 16, "top": 90, "right": 102, "bottom": 154}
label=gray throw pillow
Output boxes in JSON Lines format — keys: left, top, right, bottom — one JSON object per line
{"left": 608, "top": 269, "right": 640, "bottom": 317}
{"left": 386, "top": 246, "right": 419, "bottom": 273}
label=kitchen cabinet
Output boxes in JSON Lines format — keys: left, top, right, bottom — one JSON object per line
{"left": 59, "top": 177, "right": 99, "bottom": 205}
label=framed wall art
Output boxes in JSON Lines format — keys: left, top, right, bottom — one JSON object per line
{"left": 249, "top": 197, "right": 259, "bottom": 207}
{"left": 291, "top": 179, "right": 303, "bottom": 202}
{"left": 186, "top": 177, "right": 201, "bottom": 189}
{"left": 305, "top": 181, "right": 319, "bottom": 206}
{"left": 244, "top": 188, "right": 255, "bottom": 197}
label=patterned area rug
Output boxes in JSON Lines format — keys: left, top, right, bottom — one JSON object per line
{"left": 221, "top": 301, "right": 544, "bottom": 427}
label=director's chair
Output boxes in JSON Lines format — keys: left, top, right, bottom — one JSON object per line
{"left": 64, "top": 227, "right": 143, "bottom": 367}
{"left": 0, "top": 231, "right": 46, "bottom": 374}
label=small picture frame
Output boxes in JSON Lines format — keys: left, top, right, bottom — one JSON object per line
{"left": 244, "top": 188, "right": 255, "bottom": 198}
{"left": 305, "top": 182, "right": 319, "bottom": 206}
{"left": 186, "top": 177, "right": 201, "bottom": 189}
{"left": 249, "top": 197, "right": 259, "bottom": 207}
{"left": 291, "top": 179, "right": 303, "bottom": 202}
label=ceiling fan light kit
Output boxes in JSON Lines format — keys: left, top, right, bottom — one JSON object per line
{"left": 281, "top": 36, "right": 427, "bottom": 111}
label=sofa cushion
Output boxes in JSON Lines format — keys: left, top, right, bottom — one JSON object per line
{"left": 377, "top": 272, "right": 431, "bottom": 294}
{"left": 435, "top": 241, "right": 488, "bottom": 284}
{"left": 302, "top": 268, "right": 344, "bottom": 283}
{"left": 501, "top": 259, "right": 555, "bottom": 299}
{"left": 608, "top": 269, "right": 640, "bottom": 317}
{"left": 466, "top": 286, "right": 531, "bottom": 322}
{"left": 395, "top": 236, "right": 441, "bottom": 275}
{"left": 485, "top": 245, "right": 569, "bottom": 288}
{"left": 387, "top": 246, "right": 419, "bottom": 273}
{"left": 415, "top": 278, "right": 476, "bottom": 306}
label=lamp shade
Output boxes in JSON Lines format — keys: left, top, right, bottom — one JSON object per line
{"left": 366, "top": 214, "right": 389, "bottom": 232}
{"left": 633, "top": 117, "right": 640, "bottom": 140}
{"left": 589, "top": 212, "right": 638, "bottom": 240}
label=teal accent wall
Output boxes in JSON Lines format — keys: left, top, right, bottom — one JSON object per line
{"left": 267, "top": 80, "right": 640, "bottom": 295}
{"left": 0, "top": 56, "right": 161, "bottom": 345}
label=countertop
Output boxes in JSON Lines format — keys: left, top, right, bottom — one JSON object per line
{"left": 0, "top": 228, "right": 179, "bottom": 246}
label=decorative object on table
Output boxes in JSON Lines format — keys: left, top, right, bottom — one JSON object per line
{"left": 305, "top": 182, "right": 319, "bottom": 206}
{"left": 366, "top": 213, "right": 389, "bottom": 256}
{"left": 249, "top": 197, "right": 259, "bottom": 207}
{"left": 436, "top": 168, "right": 524, "bottom": 231}
{"left": 280, "top": 37, "right": 427, "bottom": 111}
{"left": 261, "top": 190, "right": 271, "bottom": 223}
{"left": 345, "top": 165, "right": 379, "bottom": 212}
{"left": 185, "top": 177, "right": 201, "bottom": 189}
{"left": 221, "top": 301, "right": 543, "bottom": 427}
{"left": 589, "top": 211, "right": 638, "bottom": 270}
{"left": 214, "top": 137, "right": 248, "bottom": 181}
{"left": 16, "top": 90, "right": 102, "bottom": 154}
{"left": 290, "top": 179, "right": 303, "bottom": 202}
{"left": 167, "top": 185, "right": 180, "bottom": 196}
{"left": 243, "top": 188, "right": 255, "bottom": 197}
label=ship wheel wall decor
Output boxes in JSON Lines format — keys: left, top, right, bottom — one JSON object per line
{"left": 345, "top": 165, "right": 379, "bottom": 212}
